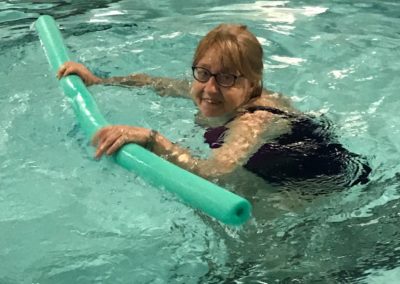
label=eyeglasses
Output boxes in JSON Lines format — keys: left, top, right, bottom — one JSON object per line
{"left": 192, "top": 66, "right": 241, "bottom": 87}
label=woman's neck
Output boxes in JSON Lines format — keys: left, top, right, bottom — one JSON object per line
{"left": 195, "top": 111, "right": 236, "bottom": 127}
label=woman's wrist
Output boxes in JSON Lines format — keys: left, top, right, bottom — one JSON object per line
{"left": 99, "top": 77, "right": 116, "bottom": 85}
{"left": 145, "top": 129, "right": 158, "bottom": 152}
{"left": 99, "top": 74, "right": 152, "bottom": 87}
{"left": 90, "top": 76, "right": 102, "bottom": 85}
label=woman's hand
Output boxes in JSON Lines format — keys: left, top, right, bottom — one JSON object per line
{"left": 92, "top": 125, "right": 154, "bottom": 159}
{"left": 57, "top": 61, "right": 102, "bottom": 86}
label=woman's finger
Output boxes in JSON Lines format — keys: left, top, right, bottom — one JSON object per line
{"left": 94, "top": 128, "right": 124, "bottom": 158}
{"left": 62, "top": 66, "right": 79, "bottom": 77}
{"left": 106, "top": 136, "right": 127, "bottom": 155}
{"left": 57, "top": 62, "right": 75, "bottom": 78}
{"left": 95, "top": 142, "right": 108, "bottom": 159}
{"left": 92, "top": 127, "right": 112, "bottom": 146}
{"left": 57, "top": 64, "right": 67, "bottom": 79}
{"left": 95, "top": 135, "right": 117, "bottom": 158}
{"left": 92, "top": 126, "right": 142, "bottom": 158}
{"left": 92, "top": 129, "right": 103, "bottom": 146}
{"left": 102, "top": 129, "right": 123, "bottom": 147}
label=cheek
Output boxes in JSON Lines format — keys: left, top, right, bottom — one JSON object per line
{"left": 190, "top": 83, "right": 201, "bottom": 104}
{"left": 224, "top": 88, "right": 250, "bottom": 107}
{"left": 191, "top": 80, "right": 205, "bottom": 95}
{"left": 190, "top": 81, "right": 201, "bottom": 95}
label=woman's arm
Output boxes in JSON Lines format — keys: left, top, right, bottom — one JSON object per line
{"left": 57, "top": 61, "right": 191, "bottom": 98}
{"left": 102, "top": 73, "right": 191, "bottom": 98}
{"left": 91, "top": 111, "right": 290, "bottom": 180}
{"left": 152, "top": 110, "right": 289, "bottom": 179}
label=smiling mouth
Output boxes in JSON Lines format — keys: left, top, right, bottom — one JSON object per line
{"left": 202, "top": 97, "right": 221, "bottom": 105}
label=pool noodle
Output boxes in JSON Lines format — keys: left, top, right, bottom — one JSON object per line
{"left": 35, "top": 15, "right": 252, "bottom": 226}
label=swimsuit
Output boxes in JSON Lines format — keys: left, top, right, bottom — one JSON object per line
{"left": 204, "top": 106, "right": 371, "bottom": 187}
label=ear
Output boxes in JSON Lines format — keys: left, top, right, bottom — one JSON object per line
{"left": 249, "top": 80, "right": 262, "bottom": 98}
{"left": 249, "top": 80, "right": 256, "bottom": 89}
{"left": 248, "top": 80, "right": 257, "bottom": 98}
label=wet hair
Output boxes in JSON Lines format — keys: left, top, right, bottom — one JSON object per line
{"left": 192, "top": 24, "right": 264, "bottom": 97}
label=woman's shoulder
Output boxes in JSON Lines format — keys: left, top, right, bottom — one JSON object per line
{"left": 237, "top": 89, "right": 298, "bottom": 116}
{"left": 258, "top": 90, "right": 296, "bottom": 110}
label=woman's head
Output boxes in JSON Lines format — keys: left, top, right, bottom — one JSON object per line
{"left": 191, "top": 24, "right": 264, "bottom": 117}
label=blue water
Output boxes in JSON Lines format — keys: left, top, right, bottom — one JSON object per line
{"left": 1, "top": 0, "right": 400, "bottom": 283}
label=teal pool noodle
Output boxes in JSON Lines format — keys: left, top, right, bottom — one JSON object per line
{"left": 35, "top": 15, "right": 252, "bottom": 226}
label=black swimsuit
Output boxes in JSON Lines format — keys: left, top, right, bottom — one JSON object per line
{"left": 204, "top": 106, "right": 371, "bottom": 187}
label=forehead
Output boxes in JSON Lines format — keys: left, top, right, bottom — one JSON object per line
{"left": 197, "top": 47, "right": 239, "bottom": 73}
{"left": 197, "top": 47, "right": 222, "bottom": 66}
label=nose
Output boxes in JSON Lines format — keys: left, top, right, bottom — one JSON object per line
{"left": 203, "top": 75, "right": 219, "bottom": 95}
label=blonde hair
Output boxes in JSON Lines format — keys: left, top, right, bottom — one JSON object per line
{"left": 192, "top": 24, "right": 264, "bottom": 97}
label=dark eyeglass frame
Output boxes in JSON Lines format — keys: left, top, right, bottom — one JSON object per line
{"left": 191, "top": 66, "right": 242, "bottom": 87}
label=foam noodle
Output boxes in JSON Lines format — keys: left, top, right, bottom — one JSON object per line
{"left": 35, "top": 15, "right": 252, "bottom": 226}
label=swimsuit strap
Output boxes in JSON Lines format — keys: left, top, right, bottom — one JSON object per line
{"left": 245, "top": 106, "right": 297, "bottom": 119}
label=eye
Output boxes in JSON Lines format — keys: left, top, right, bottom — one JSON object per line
{"left": 217, "top": 73, "right": 235, "bottom": 85}
{"left": 197, "top": 68, "right": 209, "bottom": 77}
{"left": 219, "top": 74, "right": 234, "bottom": 81}
{"left": 195, "top": 68, "right": 210, "bottom": 80}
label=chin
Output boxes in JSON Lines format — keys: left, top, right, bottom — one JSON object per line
{"left": 203, "top": 111, "right": 233, "bottom": 121}
{"left": 200, "top": 108, "right": 223, "bottom": 118}
{"left": 199, "top": 103, "right": 226, "bottom": 118}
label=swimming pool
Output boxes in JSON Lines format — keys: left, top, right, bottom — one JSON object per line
{"left": 1, "top": 0, "right": 400, "bottom": 283}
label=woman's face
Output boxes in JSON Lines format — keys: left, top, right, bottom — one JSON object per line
{"left": 191, "top": 48, "right": 254, "bottom": 117}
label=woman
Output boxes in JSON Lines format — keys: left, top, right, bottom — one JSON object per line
{"left": 57, "top": 24, "right": 371, "bottom": 190}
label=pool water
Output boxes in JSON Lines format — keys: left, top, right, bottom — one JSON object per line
{"left": 1, "top": 0, "right": 400, "bottom": 283}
